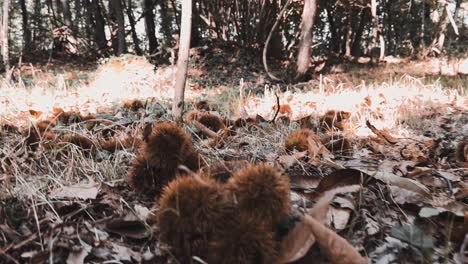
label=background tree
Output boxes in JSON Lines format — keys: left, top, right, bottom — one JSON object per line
{"left": 172, "top": 0, "right": 192, "bottom": 121}
{"left": 1, "top": 0, "right": 10, "bottom": 72}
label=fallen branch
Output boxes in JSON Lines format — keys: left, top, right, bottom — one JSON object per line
{"left": 262, "top": 0, "right": 292, "bottom": 81}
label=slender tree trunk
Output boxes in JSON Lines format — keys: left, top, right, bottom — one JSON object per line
{"left": 369, "top": 0, "right": 384, "bottom": 60}
{"left": 92, "top": 0, "right": 107, "bottom": 50}
{"left": 159, "top": 0, "right": 173, "bottom": 46}
{"left": 74, "top": 0, "right": 81, "bottom": 32}
{"left": 295, "top": 0, "right": 318, "bottom": 80}
{"left": 351, "top": 8, "right": 369, "bottom": 57}
{"left": 20, "top": 0, "right": 32, "bottom": 54}
{"left": 32, "top": 0, "right": 41, "bottom": 45}
{"left": 143, "top": 0, "right": 158, "bottom": 53}
{"left": 109, "top": 0, "right": 126, "bottom": 55}
{"left": 60, "top": 0, "right": 72, "bottom": 28}
{"left": 1, "top": 0, "right": 10, "bottom": 72}
{"left": 172, "top": 0, "right": 192, "bottom": 121}
{"left": 191, "top": 0, "right": 201, "bottom": 46}
{"left": 124, "top": 0, "right": 142, "bottom": 55}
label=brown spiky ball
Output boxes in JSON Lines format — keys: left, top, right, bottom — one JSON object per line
{"left": 321, "top": 133, "right": 353, "bottom": 155}
{"left": 187, "top": 110, "right": 226, "bottom": 132}
{"left": 200, "top": 160, "right": 250, "bottom": 183}
{"left": 285, "top": 128, "right": 320, "bottom": 152}
{"left": 155, "top": 175, "right": 233, "bottom": 262}
{"left": 320, "top": 110, "right": 351, "bottom": 131}
{"left": 208, "top": 214, "right": 279, "bottom": 264}
{"left": 127, "top": 122, "right": 202, "bottom": 193}
{"left": 227, "top": 163, "right": 290, "bottom": 228}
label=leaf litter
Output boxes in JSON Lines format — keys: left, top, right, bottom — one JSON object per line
{"left": 0, "top": 52, "right": 467, "bottom": 263}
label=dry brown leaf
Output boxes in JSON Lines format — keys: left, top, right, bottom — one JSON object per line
{"left": 303, "top": 215, "right": 367, "bottom": 264}
{"left": 278, "top": 185, "right": 360, "bottom": 263}
{"left": 50, "top": 181, "right": 100, "bottom": 200}
{"left": 366, "top": 120, "right": 398, "bottom": 144}
{"left": 358, "top": 168, "right": 431, "bottom": 198}
{"left": 307, "top": 136, "right": 332, "bottom": 160}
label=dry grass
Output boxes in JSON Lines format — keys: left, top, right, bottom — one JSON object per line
{"left": 0, "top": 54, "right": 466, "bottom": 262}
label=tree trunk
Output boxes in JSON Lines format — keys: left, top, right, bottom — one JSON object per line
{"left": 191, "top": 0, "right": 201, "bottom": 47}
{"left": 351, "top": 8, "right": 369, "bottom": 57}
{"left": 60, "top": 0, "right": 72, "bottom": 28}
{"left": 143, "top": 0, "right": 158, "bottom": 53}
{"left": 124, "top": 0, "right": 142, "bottom": 55}
{"left": 1, "top": 0, "right": 10, "bottom": 72}
{"left": 20, "top": 0, "right": 32, "bottom": 54}
{"left": 295, "top": 0, "right": 318, "bottom": 80}
{"left": 92, "top": 0, "right": 107, "bottom": 50}
{"left": 32, "top": 0, "right": 41, "bottom": 45}
{"left": 74, "top": 0, "right": 81, "bottom": 32}
{"left": 109, "top": 0, "right": 126, "bottom": 55}
{"left": 369, "top": 0, "right": 384, "bottom": 60}
{"left": 172, "top": 0, "right": 192, "bottom": 121}
{"left": 159, "top": 0, "right": 173, "bottom": 46}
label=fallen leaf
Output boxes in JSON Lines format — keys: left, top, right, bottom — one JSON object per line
{"left": 105, "top": 218, "right": 150, "bottom": 239}
{"left": 66, "top": 240, "right": 92, "bottom": 264}
{"left": 303, "top": 214, "right": 367, "bottom": 264}
{"left": 390, "top": 224, "right": 434, "bottom": 250}
{"left": 357, "top": 168, "right": 431, "bottom": 198}
{"left": 278, "top": 185, "right": 361, "bottom": 263}
{"left": 50, "top": 181, "right": 100, "bottom": 200}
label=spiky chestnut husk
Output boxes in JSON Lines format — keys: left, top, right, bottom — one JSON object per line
{"left": 285, "top": 128, "right": 320, "bottom": 152}
{"left": 200, "top": 160, "right": 250, "bottom": 183}
{"left": 456, "top": 137, "right": 467, "bottom": 163}
{"left": 195, "top": 100, "right": 211, "bottom": 111}
{"left": 227, "top": 163, "right": 291, "bottom": 228}
{"left": 187, "top": 110, "right": 226, "bottom": 132}
{"left": 321, "top": 133, "right": 353, "bottom": 155}
{"left": 320, "top": 110, "right": 351, "bottom": 131}
{"left": 155, "top": 175, "right": 233, "bottom": 262}
{"left": 127, "top": 122, "right": 202, "bottom": 193}
{"left": 207, "top": 214, "right": 280, "bottom": 264}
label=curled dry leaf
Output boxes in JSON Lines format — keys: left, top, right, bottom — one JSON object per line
{"left": 303, "top": 214, "right": 367, "bottom": 264}
{"left": 357, "top": 168, "right": 431, "bottom": 198}
{"left": 366, "top": 120, "right": 398, "bottom": 144}
{"left": 278, "top": 185, "right": 361, "bottom": 263}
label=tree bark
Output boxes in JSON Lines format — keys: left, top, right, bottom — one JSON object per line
{"left": 1, "top": 0, "right": 10, "bottom": 72}
{"left": 172, "top": 0, "right": 192, "bottom": 121}
{"left": 60, "top": 0, "right": 72, "bottom": 28}
{"left": 369, "top": 0, "right": 384, "bottom": 60}
{"left": 191, "top": 0, "right": 201, "bottom": 47}
{"left": 109, "top": 0, "right": 126, "bottom": 55}
{"left": 295, "top": 0, "right": 318, "bottom": 80}
{"left": 124, "top": 0, "right": 142, "bottom": 55}
{"left": 351, "top": 8, "right": 369, "bottom": 57}
{"left": 143, "top": 0, "right": 158, "bottom": 53}
{"left": 20, "top": 0, "right": 32, "bottom": 54}
{"left": 92, "top": 0, "right": 107, "bottom": 50}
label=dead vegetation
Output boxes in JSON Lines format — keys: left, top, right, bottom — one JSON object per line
{"left": 0, "top": 54, "right": 467, "bottom": 263}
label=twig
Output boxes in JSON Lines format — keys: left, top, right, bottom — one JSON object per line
{"left": 270, "top": 92, "right": 280, "bottom": 123}
{"left": 192, "top": 120, "right": 219, "bottom": 139}
{"left": 262, "top": 0, "right": 292, "bottom": 81}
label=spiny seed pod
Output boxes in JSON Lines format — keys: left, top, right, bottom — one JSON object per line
{"left": 285, "top": 128, "right": 320, "bottom": 152}
{"left": 127, "top": 122, "right": 203, "bottom": 193}
{"left": 321, "top": 133, "right": 353, "bottom": 155}
{"left": 200, "top": 160, "right": 250, "bottom": 183}
{"left": 320, "top": 110, "right": 351, "bottom": 131}
{"left": 208, "top": 214, "right": 279, "bottom": 264}
{"left": 227, "top": 163, "right": 290, "bottom": 228}
{"left": 155, "top": 175, "right": 233, "bottom": 262}
{"left": 187, "top": 110, "right": 226, "bottom": 133}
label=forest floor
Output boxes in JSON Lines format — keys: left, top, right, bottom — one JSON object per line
{"left": 0, "top": 48, "right": 467, "bottom": 264}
